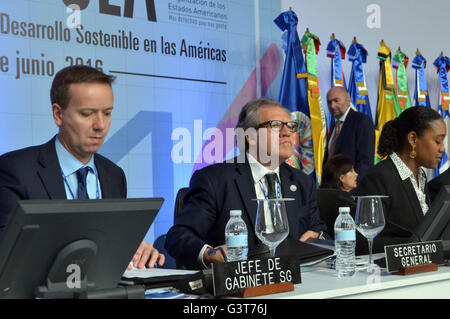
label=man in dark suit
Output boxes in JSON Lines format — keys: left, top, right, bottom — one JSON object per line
{"left": 165, "top": 98, "right": 327, "bottom": 270}
{"left": 323, "top": 86, "right": 375, "bottom": 182}
{"left": 0, "top": 65, "right": 164, "bottom": 269}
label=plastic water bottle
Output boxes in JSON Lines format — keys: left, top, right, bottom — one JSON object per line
{"left": 334, "top": 207, "right": 356, "bottom": 277}
{"left": 225, "top": 210, "right": 248, "bottom": 262}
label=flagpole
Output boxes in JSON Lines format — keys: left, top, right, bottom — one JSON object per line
{"left": 254, "top": 0, "right": 261, "bottom": 98}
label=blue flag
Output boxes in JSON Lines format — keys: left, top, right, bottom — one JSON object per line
{"left": 434, "top": 55, "right": 450, "bottom": 177}
{"left": 326, "top": 37, "right": 347, "bottom": 89}
{"left": 274, "top": 11, "right": 315, "bottom": 177}
{"left": 326, "top": 37, "right": 348, "bottom": 129}
{"left": 348, "top": 42, "right": 373, "bottom": 122}
{"left": 412, "top": 53, "right": 431, "bottom": 107}
{"left": 274, "top": 11, "right": 309, "bottom": 116}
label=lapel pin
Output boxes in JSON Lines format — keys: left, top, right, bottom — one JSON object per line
{"left": 290, "top": 185, "right": 297, "bottom": 192}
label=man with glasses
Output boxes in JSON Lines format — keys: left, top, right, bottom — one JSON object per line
{"left": 166, "top": 98, "right": 327, "bottom": 269}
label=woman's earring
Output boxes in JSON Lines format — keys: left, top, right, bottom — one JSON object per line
{"left": 410, "top": 148, "right": 417, "bottom": 159}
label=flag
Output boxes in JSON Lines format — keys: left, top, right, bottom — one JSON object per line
{"left": 348, "top": 40, "right": 372, "bottom": 122}
{"left": 433, "top": 54, "right": 450, "bottom": 176}
{"left": 326, "top": 35, "right": 348, "bottom": 128}
{"left": 392, "top": 49, "right": 413, "bottom": 114}
{"left": 274, "top": 11, "right": 315, "bottom": 177}
{"left": 300, "top": 29, "right": 327, "bottom": 182}
{"left": 374, "top": 41, "right": 399, "bottom": 164}
{"left": 412, "top": 51, "right": 431, "bottom": 107}
{"left": 326, "top": 35, "right": 347, "bottom": 88}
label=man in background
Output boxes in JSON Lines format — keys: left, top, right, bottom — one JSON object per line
{"left": 323, "top": 86, "right": 375, "bottom": 182}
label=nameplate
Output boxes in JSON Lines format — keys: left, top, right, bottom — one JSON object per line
{"left": 211, "top": 256, "right": 301, "bottom": 297}
{"left": 384, "top": 240, "right": 444, "bottom": 273}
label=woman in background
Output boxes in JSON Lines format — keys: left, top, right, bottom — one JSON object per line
{"left": 355, "top": 106, "right": 446, "bottom": 255}
{"left": 321, "top": 154, "right": 358, "bottom": 193}
{"left": 317, "top": 154, "right": 358, "bottom": 237}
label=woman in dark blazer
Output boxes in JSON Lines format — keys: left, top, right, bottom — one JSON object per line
{"left": 318, "top": 154, "right": 358, "bottom": 237}
{"left": 355, "top": 106, "right": 446, "bottom": 255}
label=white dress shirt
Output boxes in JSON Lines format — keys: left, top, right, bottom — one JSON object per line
{"left": 198, "top": 153, "right": 282, "bottom": 268}
{"left": 55, "top": 136, "right": 102, "bottom": 200}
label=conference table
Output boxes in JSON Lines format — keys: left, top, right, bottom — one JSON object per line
{"left": 250, "top": 254, "right": 450, "bottom": 299}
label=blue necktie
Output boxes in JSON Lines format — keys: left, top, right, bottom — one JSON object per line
{"left": 76, "top": 167, "right": 90, "bottom": 200}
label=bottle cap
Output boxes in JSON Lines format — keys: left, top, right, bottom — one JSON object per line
{"left": 230, "top": 210, "right": 242, "bottom": 216}
{"left": 339, "top": 207, "right": 350, "bottom": 213}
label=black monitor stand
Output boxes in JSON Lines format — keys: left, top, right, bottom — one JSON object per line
{"left": 35, "top": 239, "right": 145, "bottom": 299}
{"left": 35, "top": 239, "right": 97, "bottom": 298}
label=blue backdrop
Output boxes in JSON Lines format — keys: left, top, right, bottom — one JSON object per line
{"left": 0, "top": 1, "right": 283, "bottom": 243}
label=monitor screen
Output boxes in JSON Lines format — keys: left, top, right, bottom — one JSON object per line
{"left": 416, "top": 185, "right": 450, "bottom": 258}
{"left": 0, "top": 198, "right": 163, "bottom": 298}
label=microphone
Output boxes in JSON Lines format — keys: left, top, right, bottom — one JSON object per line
{"left": 385, "top": 219, "right": 423, "bottom": 243}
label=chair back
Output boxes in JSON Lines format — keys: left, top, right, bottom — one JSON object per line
{"left": 316, "top": 188, "right": 355, "bottom": 238}
{"left": 174, "top": 187, "right": 189, "bottom": 218}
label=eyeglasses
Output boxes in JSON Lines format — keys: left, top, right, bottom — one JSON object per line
{"left": 256, "top": 120, "right": 298, "bottom": 132}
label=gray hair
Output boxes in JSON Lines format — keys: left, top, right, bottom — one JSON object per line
{"left": 234, "top": 97, "right": 290, "bottom": 153}
{"left": 235, "top": 98, "right": 285, "bottom": 131}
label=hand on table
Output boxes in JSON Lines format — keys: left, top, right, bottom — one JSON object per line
{"left": 128, "top": 241, "right": 165, "bottom": 270}
{"left": 299, "top": 230, "right": 319, "bottom": 243}
{"left": 203, "top": 244, "right": 227, "bottom": 266}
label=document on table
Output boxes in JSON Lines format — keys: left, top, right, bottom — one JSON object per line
{"left": 306, "top": 239, "right": 336, "bottom": 251}
{"left": 123, "top": 267, "right": 198, "bottom": 279}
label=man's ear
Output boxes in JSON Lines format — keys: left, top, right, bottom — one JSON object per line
{"left": 246, "top": 130, "right": 258, "bottom": 146}
{"left": 345, "top": 94, "right": 352, "bottom": 106}
{"left": 52, "top": 103, "right": 63, "bottom": 127}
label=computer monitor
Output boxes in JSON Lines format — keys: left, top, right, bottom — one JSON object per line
{"left": 0, "top": 198, "right": 163, "bottom": 299}
{"left": 416, "top": 185, "right": 450, "bottom": 258}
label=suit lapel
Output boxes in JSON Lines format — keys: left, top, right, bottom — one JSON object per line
{"left": 387, "top": 157, "right": 424, "bottom": 225}
{"left": 235, "top": 161, "right": 303, "bottom": 236}
{"left": 36, "top": 137, "right": 114, "bottom": 199}
{"left": 327, "top": 120, "right": 335, "bottom": 145}
{"left": 235, "top": 162, "right": 258, "bottom": 231}
{"left": 336, "top": 108, "right": 354, "bottom": 150}
{"left": 36, "top": 137, "right": 67, "bottom": 199}
{"left": 401, "top": 178, "right": 425, "bottom": 225}
{"left": 95, "top": 155, "right": 112, "bottom": 198}
{"left": 279, "top": 163, "right": 302, "bottom": 225}
{"left": 323, "top": 121, "right": 335, "bottom": 166}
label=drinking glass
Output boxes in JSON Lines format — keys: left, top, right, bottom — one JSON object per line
{"left": 354, "top": 195, "right": 387, "bottom": 265}
{"left": 254, "top": 198, "right": 291, "bottom": 257}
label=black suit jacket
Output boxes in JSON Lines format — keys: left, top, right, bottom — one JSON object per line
{"left": 0, "top": 137, "right": 127, "bottom": 230}
{"left": 165, "top": 158, "right": 327, "bottom": 269}
{"left": 428, "top": 168, "right": 450, "bottom": 203}
{"left": 324, "top": 109, "right": 375, "bottom": 181}
{"left": 355, "top": 157, "right": 429, "bottom": 255}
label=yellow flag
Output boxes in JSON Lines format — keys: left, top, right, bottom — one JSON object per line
{"left": 374, "top": 41, "right": 397, "bottom": 163}
{"left": 301, "top": 31, "right": 327, "bottom": 182}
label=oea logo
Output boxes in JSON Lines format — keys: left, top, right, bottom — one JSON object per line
{"left": 62, "top": 0, "right": 157, "bottom": 22}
